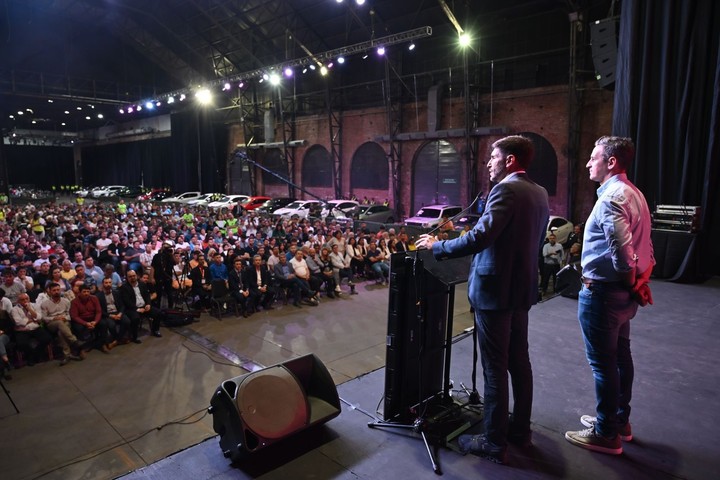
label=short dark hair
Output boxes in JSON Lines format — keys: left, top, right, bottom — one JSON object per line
{"left": 79, "top": 284, "right": 91, "bottom": 292}
{"left": 492, "top": 135, "right": 535, "bottom": 169}
{"left": 595, "top": 136, "right": 635, "bottom": 170}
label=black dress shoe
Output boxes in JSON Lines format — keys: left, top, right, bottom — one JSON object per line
{"left": 457, "top": 434, "right": 508, "bottom": 464}
{"left": 151, "top": 331, "right": 162, "bottom": 338}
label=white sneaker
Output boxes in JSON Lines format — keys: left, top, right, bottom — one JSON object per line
{"left": 580, "top": 415, "right": 632, "bottom": 441}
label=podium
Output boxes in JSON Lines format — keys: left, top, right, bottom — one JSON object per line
{"left": 382, "top": 250, "right": 470, "bottom": 422}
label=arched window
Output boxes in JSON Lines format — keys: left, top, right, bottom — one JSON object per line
{"left": 351, "top": 142, "right": 388, "bottom": 189}
{"left": 302, "top": 145, "right": 332, "bottom": 187}
{"left": 262, "top": 148, "right": 288, "bottom": 185}
{"left": 411, "top": 140, "right": 461, "bottom": 213}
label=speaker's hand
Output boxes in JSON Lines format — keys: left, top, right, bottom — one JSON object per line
{"left": 415, "top": 234, "right": 437, "bottom": 250}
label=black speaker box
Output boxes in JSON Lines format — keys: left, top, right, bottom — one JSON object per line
{"left": 209, "top": 353, "right": 341, "bottom": 463}
{"left": 590, "top": 18, "right": 618, "bottom": 88}
{"left": 556, "top": 264, "right": 582, "bottom": 299}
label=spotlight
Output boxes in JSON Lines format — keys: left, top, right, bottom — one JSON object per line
{"left": 309, "top": 64, "right": 316, "bottom": 70}
{"left": 356, "top": 0, "right": 365, "bottom": 5}
{"left": 8, "top": 115, "right": 14, "bottom": 119}
{"left": 336, "top": 0, "right": 343, "bottom": 3}
{"left": 137, "top": 105, "right": 142, "bottom": 111}
{"left": 97, "top": 114, "right": 104, "bottom": 119}
{"left": 127, "top": 107, "right": 134, "bottom": 113}
{"left": 195, "top": 88, "right": 212, "bottom": 104}
{"left": 320, "top": 66, "right": 328, "bottom": 76}
{"left": 89, "top": 105, "right": 95, "bottom": 109}
{"left": 179, "top": 94, "right": 186, "bottom": 101}
{"left": 263, "top": 73, "right": 270, "bottom": 81}
{"left": 156, "top": 101, "right": 162, "bottom": 107}
{"left": 17, "top": 111, "right": 23, "bottom": 115}
{"left": 167, "top": 96, "right": 175, "bottom": 104}
{"left": 459, "top": 33, "right": 471, "bottom": 47}
{"left": 408, "top": 42, "right": 416, "bottom": 51}
{"left": 119, "top": 109, "right": 125, "bottom": 114}
{"left": 337, "top": 56, "right": 345, "bottom": 64}
{"left": 377, "top": 46, "right": 385, "bottom": 56}
{"left": 32, "top": 120, "right": 37, "bottom": 124}
{"left": 48, "top": 99, "right": 54, "bottom": 103}
{"left": 64, "top": 110, "right": 70, "bottom": 114}
{"left": 269, "top": 73, "right": 281, "bottom": 85}
{"left": 362, "top": 53, "right": 368, "bottom": 59}
{"left": 61, "top": 122, "right": 66, "bottom": 126}
{"left": 259, "top": 78, "right": 264, "bottom": 83}
{"left": 238, "top": 82, "right": 245, "bottom": 88}
{"left": 327, "top": 62, "right": 334, "bottom": 69}
{"left": 77, "top": 106, "right": 82, "bottom": 110}
{"left": 302, "top": 68, "right": 308, "bottom": 74}
{"left": 85, "top": 116, "right": 91, "bottom": 120}
{"left": 145, "top": 101, "right": 155, "bottom": 109}
{"left": 284, "top": 67, "right": 293, "bottom": 77}
{"left": 223, "top": 82, "right": 231, "bottom": 91}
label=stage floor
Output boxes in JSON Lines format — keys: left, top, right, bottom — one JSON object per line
{"left": 2, "top": 277, "right": 719, "bottom": 480}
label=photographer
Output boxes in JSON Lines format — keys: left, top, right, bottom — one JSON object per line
{"left": 150, "top": 241, "right": 176, "bottom": 308}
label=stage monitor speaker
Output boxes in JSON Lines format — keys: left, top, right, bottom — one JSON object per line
{"left": 590, "top": 18, "right": 618, "bottom": 88}
{"left": 209, "top": 353, "right": 341, "bottom": 463}
{"left": 556, "top": 264, "right": 582, "bottom": 299}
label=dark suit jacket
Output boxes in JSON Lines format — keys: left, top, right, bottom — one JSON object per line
{"left": 95, "top": 289, "right": 125, "bottom": 316}
{"left": 432, "top": 173, "right": 549, "bottom": 310}
{"left": 243, "top": 266, "right": 272, "bottom": 293}
{"left": 119, "top": 281, "right": 152, "bottom": 310}
{"left": 228, "top": 267, "right": 249, "bottom": 293}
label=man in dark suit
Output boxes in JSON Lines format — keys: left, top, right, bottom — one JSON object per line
{"left": 228, "top": 257, "right": 251, "bottom": 316}
{"left": 96, "top": 277, "right": 131, "bottom": 345}
{"left": 417, "top": 135, "right": 549, "bottom": 464}
{"left": 120, "top": 270, "right": 164, "bottom": 341}
{"left": 244, "top": 255, "right": 275, "bottom": 311}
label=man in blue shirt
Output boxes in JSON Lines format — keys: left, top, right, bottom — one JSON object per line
{"left": 565, "top": 136, "right": 655, "bottom": 455}
{"left": 209, "top": 253, "right": 229, "bottom": 281}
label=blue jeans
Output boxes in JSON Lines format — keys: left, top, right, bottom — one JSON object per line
{"left": 476, "top": 308, "right": 533, "bottom": 447}
{"left": 578, "top": 283, "right": 638, "bottom": 437}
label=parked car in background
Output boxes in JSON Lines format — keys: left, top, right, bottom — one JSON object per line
{"left": 138, "top": 188, "right": 171, "bottom": 201}
{"left": 273, "top": 200, "right": 321, "bottom": 219}
{"left": 404, "top": 204, "right": 463, "bottom": 230}
{"left": 453, "top": 213, "right": 482, "bottom": 232}
{"left": 91, "top": 185, "right": 126, "bottom": 198}
{"left": 255, "top": 197, "right": 294, "bottom": 214}
{"left": 162, "top": 191, "right": 202, "bottom": 203}
{"left": 357, "top": 204, "right": 396, "bottom": 224}
{"left": 208, "top": 194, "right": 249, "bottom": 210}
{"left": 186, "top": 193, "right": 223, "bottom": 207}
{"left": 547, "top": 215, "right": 573, "bottom": 244}
{"left": 239, "top": 196, "right": 271, "bottom": 212}
{"left": 75, "top": 186, "right": 95, "bottom": 197}
{"left": 147, "top": 190, "right": 173, "bottom": 201}
{"left": 119, "top": 185, "right": 146, "bottom": 198}
{"left": 320, "top": 199, "right": 360, "bottom": 218}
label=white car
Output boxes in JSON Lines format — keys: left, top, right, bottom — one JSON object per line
{"left": 91, "top": 185, "right": 126, "bottom": 198}
{"left": 547, "top": 215, "right": 574, "bottom": 245}
{"left": 75, "top": 187, "right": 94, "bottom": 197}
{"left": 161, "top": 191, "right": 202, "bottom": 203}
{"left": 186, "top": 193, "right": 223, "bottom": 207}
{"left": 320, "top": 200, "right": 360, "bottom": 218}
{"left": 404, "top": 204, "right": 463, "bottom": 229}
{"left": 207, "top": 195, "right": 249, "bottom": 210}
{"left": 273, "top": 200, "right": 322, "bottom": 219}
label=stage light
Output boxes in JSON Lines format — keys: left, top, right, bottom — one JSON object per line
{"left": 64, "top": 110, "right": 70, "bottom": 114}
{"left": 337, "top": 56, "right": 345, "bottom": 64}
{"left": 284, "top": 67, "right": 293, "bottom": 77}
{"left": 145, "top": 101, "right": 154, "bottom": 109}
{"left": 168, "top": 96, "right": 175, "bottom": 104}
{"left": 137, "top": 105, "right": 142, "bottom": 111}
{"left": 259, "top": 77, "right": 264, "bottom": 83}
{"left": 309, "top": 64, "right": 316, "bottom": 70}
{"left": 327, "top": 62, "right": 334, "bottom": 69}
{"left": 269, "top": 73, "right": 281, "bottom": 85}
{"left": 336, "top": 0, "right": 343, "bottom": 3}
{"left": 61, "top": 122, "right": 66, "bottom": 126}
{"left": 32, "top": 120, "right": 37, "bottom": 124}
{"left": 196, "top": 88, "right": 212, "bottom": 104}
{"left": 302, "top": 68, "right": 308, "bottom": 74}
{"left": 377, "top": 46, "right": 385, "bottom": 56}
{"left": 127, "top": 107, "right": 134, "bottom": 113}
{"left": 238, "top": 82, "right": 245, "bottom": 88}
{"left": 408, "top": 42, "right": 416, "bottom": 51}
{"left": 26, "top": 108, "right": 34, "bottom": 113}
{"left": 362, "top": 53, "right": 368, "bottom": 59}
{"left": 320, "top": 65, "right": 328, "bottom": 76}
{"left": 223, "top": 82, "right": 231, "bottom": 91}
{"left": 459, "top": 33, "right": 471, "bottom": 47}
{"left": 77, "top": 106, "right": 82, "bottom": 110}
{"left": 179, "top": 94, "right": 186, "bottom": 101}
{"left": 48, "top": 99, "right": 54, "bottom": 103}
{"left": 8, "top": 115, "right": 13, "bottom": 119}
{"left": 263, "top": 73, "right": 270, "bottom": 81}
{"left": 17, "top": 111, "right": 23, "bottom": 115}
{"left": 85, "top": 116, "right": 91, "bottom": 120}
{"left": 156, "top": 101, "right": 162, "bottom": 107}
{"left": 119, "top": 108, "right": 125, "bottom": 114}
{"left": 356, "top": 0, "right": 365, "bottom": 5}
{"left": 98, "top": 114, "right": 104, "bottom": 119}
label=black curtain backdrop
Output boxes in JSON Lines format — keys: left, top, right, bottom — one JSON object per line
{"left": 613, "top": 0, "right": 720, "bottom": 276}
{"left": 83, "top": 138, "right": 172, "bottom": 188}
{"left": 3, "top": 145, "right": 75, "bottom": 189}
{"left": 171, "top": 109, "right": 228, "bottom": 193}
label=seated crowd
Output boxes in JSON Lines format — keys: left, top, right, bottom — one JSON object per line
{"left": 0, "top": 199, "right": 416, "bottom": 379}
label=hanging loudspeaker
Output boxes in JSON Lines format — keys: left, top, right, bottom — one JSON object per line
{"left": 209, "top": 353, "right": 341, "bottom": 463}
{"left": 590, "top": 18, "right": 618, "bottom": 88}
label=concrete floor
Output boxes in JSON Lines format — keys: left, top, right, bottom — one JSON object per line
{"left": 2, "top": 277, "right": 719, "bottom": 480}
